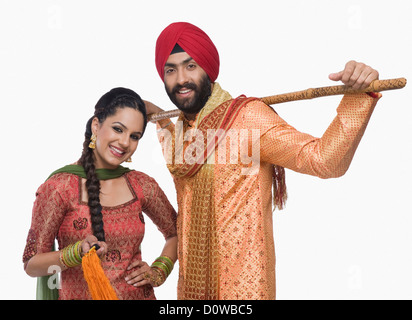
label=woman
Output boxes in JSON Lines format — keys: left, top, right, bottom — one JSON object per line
{"left": 22, "top": 87, "right": 177, "bottom": 300}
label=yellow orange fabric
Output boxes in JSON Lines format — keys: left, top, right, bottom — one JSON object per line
{"left": 82, "top": 247, "right": 119, "bottom": 300}
{"left": 157, "top": 83, "right": 380, "bottom": 299}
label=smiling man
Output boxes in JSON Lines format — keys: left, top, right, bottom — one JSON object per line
{"left": 147, "top": 22, "right": 380, "bottom": 300}
{"left": 163, "top": 46, "right": 213, "bottom": 118}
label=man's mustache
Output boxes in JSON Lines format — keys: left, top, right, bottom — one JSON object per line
{"left": 172, "top": 82, "right": 197, "bottom": 94}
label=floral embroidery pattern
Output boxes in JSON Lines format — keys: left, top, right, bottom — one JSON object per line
{"left": 22, "top": 229, "right": 37, "bottom": 263}
{"left": 73, "top": 217, "right": 88, "bottom": 230}
{"left": 105, "top": 249, "right": 121, "bottom": 263}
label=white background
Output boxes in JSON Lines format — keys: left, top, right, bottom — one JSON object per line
{"left": 1, "top": 0, "right": 411, "bottom": 300}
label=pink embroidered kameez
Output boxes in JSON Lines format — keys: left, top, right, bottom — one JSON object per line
{"left": 23, "top": 171, "right": 177, "bottom": 300}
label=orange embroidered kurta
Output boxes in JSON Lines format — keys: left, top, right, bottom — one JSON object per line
{"left": 157, "top": 83, "right": 380, "bottom": 300}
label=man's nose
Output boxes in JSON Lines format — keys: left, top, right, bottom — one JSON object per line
{"left": 176, "top": 68, "right": 190, "bottom": 86}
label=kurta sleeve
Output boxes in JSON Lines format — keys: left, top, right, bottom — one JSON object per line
{"left": 22, "top": 175, "right": 68, "bottom": 266}
{"left": 253, "top": 93, "right": 380, "bottom": 178}
{"left": 137, "top": 173, "right": 177, "bottom": 239}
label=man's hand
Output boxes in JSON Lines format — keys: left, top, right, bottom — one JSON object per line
{"left": 329, "top": 60, "right": 379, "bottom": 90}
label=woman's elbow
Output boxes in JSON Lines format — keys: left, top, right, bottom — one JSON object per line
{"left": 24, "top": 261, "right": 38, "bottom": 278}
{"left": 23, "top": 256, "right": 53, "bottom": 278}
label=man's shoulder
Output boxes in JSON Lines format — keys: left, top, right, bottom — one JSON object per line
{"left": 225, "top": 95, "right": 283, "bottom": 131}
{"left": 235, "top": 96, "right": 277, "bottom": 117}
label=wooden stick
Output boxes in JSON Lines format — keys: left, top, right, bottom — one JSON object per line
{"left": 147, "top": 78, "right": 407, "bottom": 122}
{"left": 262, "top": 77, "right": 406, "bottom": 105}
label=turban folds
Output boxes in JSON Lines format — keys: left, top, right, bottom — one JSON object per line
{"left": 155, "top": 22, "right": 220, "bottom": 82}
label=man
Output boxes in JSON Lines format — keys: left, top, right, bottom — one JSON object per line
{"left": 146, "top": 22, "right": 380, "bottom": 300}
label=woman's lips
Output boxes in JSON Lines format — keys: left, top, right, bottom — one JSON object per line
{"left": 109, "top": 145, "right": 126, "bottom": 158}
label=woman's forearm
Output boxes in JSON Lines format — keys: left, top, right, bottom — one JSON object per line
{"left": 24, "top": 251, "right": 68, "bottom": 278}
{"left": 160, "top": 236, "right": 178, "bottom": 263}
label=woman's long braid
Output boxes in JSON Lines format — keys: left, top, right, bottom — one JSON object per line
{"left": 79, "top": 123, "right": 105, "bottom": 242}
{"left": 78, "top": 88, "right": 147, "bottom": 243}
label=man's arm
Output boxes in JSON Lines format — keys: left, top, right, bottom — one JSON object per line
{"left": 258, "top": 61, "right": 381, "bottom": 178}
{"left": 144, "top": 100, "right": 175, "bottom": 131}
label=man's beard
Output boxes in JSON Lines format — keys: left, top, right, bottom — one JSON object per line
{"left": 165, "top": 74, "right": 212, "bottom": 115}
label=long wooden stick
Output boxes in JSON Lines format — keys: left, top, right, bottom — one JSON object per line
{"left": 148, "top": 77, "right": 406, "bottom": 121}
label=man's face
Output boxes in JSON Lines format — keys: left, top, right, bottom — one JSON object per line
{"left": 164, "top": 52, "right": 212, "bottom": 115}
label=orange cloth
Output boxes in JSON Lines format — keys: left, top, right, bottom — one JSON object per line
{"left": 157, "top": 83, "right": 380, "bottom": 299}
{"left": 82, "top": 247, "right": 119, "bottom": 300}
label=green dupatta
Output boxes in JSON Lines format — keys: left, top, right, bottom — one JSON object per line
{"left": 36, "top": 164, "right": 132, "bottom": 300}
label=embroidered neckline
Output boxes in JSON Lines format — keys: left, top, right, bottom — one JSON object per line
{"left": 77, "top": 172, "right": 138, "bottom": 210}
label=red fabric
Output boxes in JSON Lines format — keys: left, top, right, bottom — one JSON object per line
{"left": 155, "top": 22, "right": 220, "bottom": 82}
{"left": 366, "top": 92, "right": 380, "bottom": 98}
{"left": 23, "top": 171, "right": 177, "bottom": 300}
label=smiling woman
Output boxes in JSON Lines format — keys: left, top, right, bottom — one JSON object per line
{"left": 92, "top": 108, "right": 144, "bottom": 169}
{"left": 22, "top": 88, "right": 178, "bottom": 300}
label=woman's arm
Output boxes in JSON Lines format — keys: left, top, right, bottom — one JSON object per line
{"left": 125, "top": 235, "right": 177, "bottom": 287}
{"left": 160, "top": 235, "right": 178, "bottom": 263}
{"left": 124, "top": 172, "right": 178, "bottom": 287}
{"left": 25, "top": 251, "right": 67, "bottom": 277}
{"left": 25, "top": 235, "right": 108, "bottom": 277}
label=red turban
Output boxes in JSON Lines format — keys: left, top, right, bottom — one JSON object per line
{"left": 155, "top": 22, "right": 220, "bottom": 82}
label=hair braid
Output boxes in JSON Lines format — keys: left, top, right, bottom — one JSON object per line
{"left": 79, "top": 134, "right": 105, "bottom": 242}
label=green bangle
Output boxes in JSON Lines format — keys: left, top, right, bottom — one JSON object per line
{"left": 68, "top": 243, "right": 79, "bottom": 266}
{"left": 156, "top": 256, "right": 174, "bottom": 268}
{"left": 154, "top": 256, "right": 174, "bottom": 273}
{"left": 73, "top": 241, "right": 82, "bottom": 262}
{"left": 150, "top": 255, "right": 174, "bottom": 285}
{"left": 60, "top": 241, "right": 82, "bottom": 268}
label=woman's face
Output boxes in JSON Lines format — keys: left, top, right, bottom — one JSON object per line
{"left": 92, "top": 107, "right": 145, "bottom": 169}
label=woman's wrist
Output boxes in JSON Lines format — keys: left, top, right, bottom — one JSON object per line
{"left": 148, "top": 255, "right": 174, "bottom": 286}
{"left": 59, "top": 241, "right": 83, "bottom": 268}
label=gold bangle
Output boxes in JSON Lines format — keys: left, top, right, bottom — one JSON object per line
{"left": 150, "top": 268, "right": 165, "bottom": 287}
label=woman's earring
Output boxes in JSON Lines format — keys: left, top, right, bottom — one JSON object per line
{"left": 126, "top": 157, "right": 132, "bottom": 163}
{"left": 89, "top": 134, "right": 97, "bottom": 149}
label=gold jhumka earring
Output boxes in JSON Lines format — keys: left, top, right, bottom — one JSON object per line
{"left": 89, "top": 134, "right": 97, "bottom": 149}
{"left": 125, "top": 157, "right": 132, "bottom": 163}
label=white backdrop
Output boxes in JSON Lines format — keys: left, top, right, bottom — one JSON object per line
{"left": 1, "top": 0, "right": 411, "bottom": 300}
